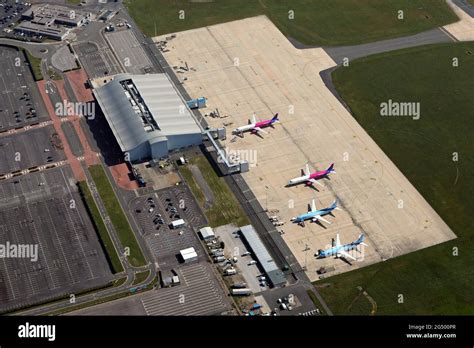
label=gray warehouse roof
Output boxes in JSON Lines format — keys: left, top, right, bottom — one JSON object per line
{"left": 93, "top": 73, "right": 201, "bottom": 152}
{"left": 240, "top": 225, "right": 286, "bottom": 287}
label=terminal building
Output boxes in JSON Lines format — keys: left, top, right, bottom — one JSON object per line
{"left": 93, "top": 73, "right": 203, "bottom": 162}
{"left": 15, "top": 4, "right": 92, "bottom": 40}
{"left": 21, "top": 4, "right": 91, "bottom": 27}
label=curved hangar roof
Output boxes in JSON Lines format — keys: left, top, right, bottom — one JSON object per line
{"left": 93, "top": 73, "right": 202, "bottom": 152}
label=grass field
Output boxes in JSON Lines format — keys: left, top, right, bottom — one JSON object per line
{"left": 89, "top": 165, "right": 146, "bottom": 267}
{"left": 132, "top": 270, "right": 150, "bottom": 285}
{"left": 316, "top": 42, "right": 474, "bottom": 315}
{"left": 78, "top": 182, "right": 124, "bottom": 274}
{"left": 180, "top": 156, "right": 250, "bottom": 227}
{"left": 23, "top": 49, "right": 43, "bottom": 81}
{"left": 125, "top": 0, "right": 457, "bottom": 46}
{"left": 306, "top": 290, "right": 327, "bottom": 315}
{"left": 112, "top": 277, "right": 127, "bottom": 287}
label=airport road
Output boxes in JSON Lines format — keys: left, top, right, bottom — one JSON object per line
{"left": 323, "top": 28, "right": 453, "bottom": 65}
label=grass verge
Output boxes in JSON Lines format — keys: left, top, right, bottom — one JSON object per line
{"left": 22, "top": 49, "right": 43, "bottom": 81}
{"left": 132, "top": 270, "right": 150, "bottom": 285}
{"left": 113, "top": 277, "right": 127, "bottom": 287}
{"left": 77, "top": 181, "right": 124, "bottom": 273}
{"left": 125, "top": 0, "right": 457, "bottom": 46}
{"left": 89, "top": 165, "right": 146, "bottom": 267}
{"left": 180, "top": 156, "right": 250, "bottom": 227}
{"left": 306, "top": 289, "right": 326, "bottom": 315}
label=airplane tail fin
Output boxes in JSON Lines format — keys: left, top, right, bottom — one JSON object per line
{"left": 250, "top": 113, "right": 257, "bottom": 124}
{"left": 311, "top": 199, "right": 317, "bottom": 212}
{"left": 272, "top": 113, "right": 279, "bottom": 122}
{"left": 305, "top": 163, "right": 310, "bottom": 176}
{"left": 327, "top": 163, "right": 335, "bottom": 173}
{"left": 330, "top": 199, "right": 338, "bottom": 210}
{"left": 355, "top": 233, "right": 366, "bottom": 246}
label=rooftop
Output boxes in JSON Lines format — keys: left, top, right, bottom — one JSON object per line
{"left": 93, "top": 73, "right": 202, "bottom": 152}
{"left": 199, "top": 226, "right": 215, "bottom": 239}
{"left": 240, "top": 225, "right": 286, "bottom": 287}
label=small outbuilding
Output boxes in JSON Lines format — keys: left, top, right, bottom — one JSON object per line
{"left": 199, "top": 226, "right": 215, "bottom": 240}
{"left": 180, "top": 247, "right": 198, "bottom": 263}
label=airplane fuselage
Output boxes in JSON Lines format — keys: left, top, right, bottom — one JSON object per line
{"left": 288, "top": 170, "right": 329, "bottom": 186}
{"left": 233, "top": 119, "right": 275, "bottom": 134}
{"left": 234, "top": 123, "right": 257, "bottom": 133}
{"left": 317, "top": 243, "right": 359, "bottom": 258}
{"left": 316, "top": 234, "right": 365, "bottom": 259}
{"left": 292, "top": 207, "right": 334, "bottom": 223}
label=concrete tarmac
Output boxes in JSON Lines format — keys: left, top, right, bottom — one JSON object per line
{"left": 154, "top": 16, "right": 457, "bottom": 282}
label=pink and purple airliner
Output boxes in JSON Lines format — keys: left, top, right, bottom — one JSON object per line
{"left": 232, "top": 113, "right": 279, "bottom": 137}
{"left": 287, "top": 163, "right": 335, "bottom": 187}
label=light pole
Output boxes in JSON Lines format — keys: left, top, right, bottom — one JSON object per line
{"left": 304, "top": 244, "right": 310, "bottom": 271}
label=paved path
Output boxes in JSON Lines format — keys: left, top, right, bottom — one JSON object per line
{"left": 37, "top": 79, "right": 86, "bottom": 182}
{"left": 323, "top": 28, "right": 454, "bottom": 64}
{"left": 323, "top": 0, "right": 474, "bottom": 65}
{"left": 55, "top": 78, "right": 100, "bottom": 167}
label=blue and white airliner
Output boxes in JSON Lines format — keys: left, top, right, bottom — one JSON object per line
{"left": 316, "top": 233, "right": 367, "bottom": 261}
{"left": 291, "top": 199, "right": 340, "bottom": 226}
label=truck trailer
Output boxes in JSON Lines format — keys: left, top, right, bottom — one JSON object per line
{"left": 231, "top": 288, "right": 252, "bottom": 296}
{"left": 186, "top": 97, "right": 207, "bottom": 109}
{"left": 170, "top": 219, "right": 185, "bottom": 229}
{"left": 231, "top": 282, "right": 247, "bottom": 289}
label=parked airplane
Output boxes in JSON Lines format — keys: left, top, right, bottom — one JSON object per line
{"left": 291, "top": 199, "right": 340, "bottom": 226}
{"left": 315, "top": 233, "right": 367, "bottom": 261}
{"left": 232, "top": 113, "right": 279, "bottom": 137}
{"left": 287, "top": 163, "right": 335, "bottom": 187}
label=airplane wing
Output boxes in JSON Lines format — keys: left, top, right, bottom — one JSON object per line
{"left": 337, "top": 250, "right": 356, "bottom": 261}
{"left": 308, "top": 178, "right": 323, "bottom": 187}
{"left": 335, "top": 233, "right": 341, "bottom": 247}
{"left": 254, "top": 127, "right": 267, "bottom": 134}
{"left": 313, "top": 215, "right": 331, "bottom": 224}
{"left": 305, "top": 164, "right": 310, "bottom": 176}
